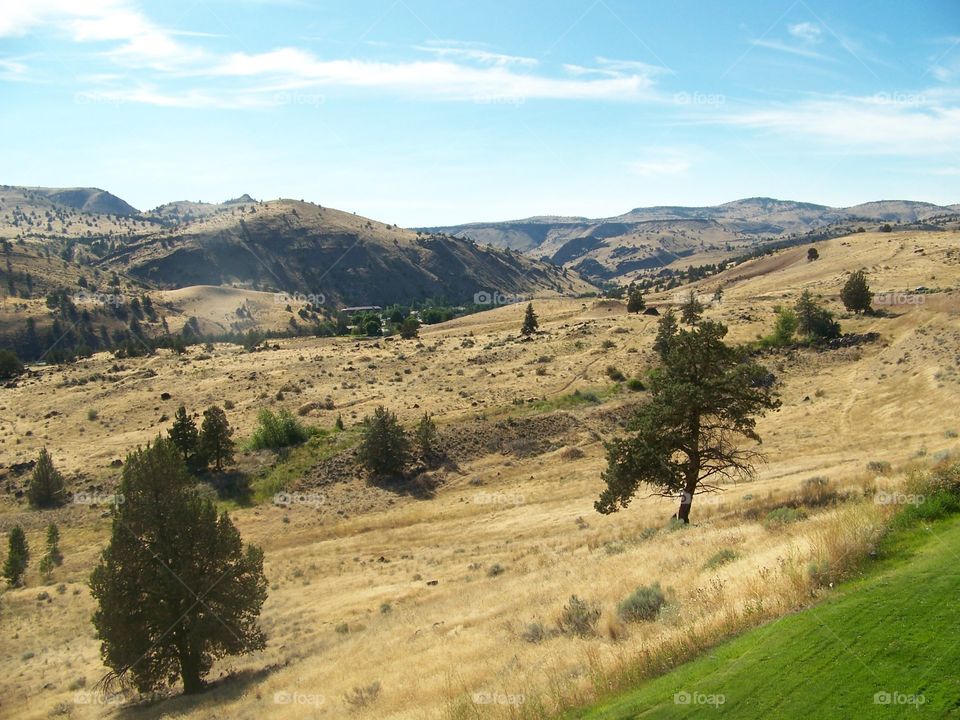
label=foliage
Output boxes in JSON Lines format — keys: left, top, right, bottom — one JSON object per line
{"left": 3, "top": 526, "right": 28, "bottom": 586}
{"left": 357, "top": 406, "right": 410, "bottom": 477}
{"left": 414, "top": 412, "right": 439, "bottom": 461}
{"left": 0, "top": 349, "right": 24, "bottom": 379}
{"left": 168, "top": 406, "right": 200, "bottom": 467}
{"left": 840, "top": 270, "right": 873, "bottom": 314}
{"left": 90, "top": 438, "right": 267, "bottom": 694}
{"left": 198, "top": 405, "right": 235, "bottom": 471}
{"left": 653, "top": 309, "right": 678, "bottom": 359}
{"left": 597, "top": 321, "right": 780, "bottom": 523}
{"left": 521, "top": 303, "right": 539, "bottom": 336}
{"left": 248, "top": 408, "right": 312, "bottom": 451}
{"left": 680, "top": 290, "right": 704, "bottom": 325}
{"left": 557, "top": 595, "right": 601, "bottom": 637}
{"left": 27, "top": 447, "right": 66, "bottom": 508}
{"left": 626, "top": 284, "right": 646, "bottom": 313}
{"left": 399, "top": 316, "right": 420, "bottom": 339}
{"left": 794, "top": 290, "right": 841, "bottom": 340}
{"left": 617, "top": 583, "right": 666, "bottom": 622}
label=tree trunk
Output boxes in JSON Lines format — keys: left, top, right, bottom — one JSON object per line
{"left": 676, "top": 477, "right": 699, "bottom": 524}
{"left": 178, "top": 645, "right": 203, "bottom": 695}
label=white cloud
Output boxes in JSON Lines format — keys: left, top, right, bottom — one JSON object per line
{"left": 788, "top": 22, "right": 822, "bottom": 44}
{"left": 415, "top": 43, "right": 538, "bottom": 67}
{"left": 719, "top": 96, "right": 960, "bottom": 155}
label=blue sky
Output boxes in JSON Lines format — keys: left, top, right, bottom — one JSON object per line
{"left": 1, "top": 0, "right": 958, "bottom": 225}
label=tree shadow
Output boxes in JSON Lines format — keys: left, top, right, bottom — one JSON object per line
{"left": 117, "top": 665, "right": 283, "bottom": 718}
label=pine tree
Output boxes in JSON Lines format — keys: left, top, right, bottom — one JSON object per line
{"left": 626, "top": 285, "right": 646, "bottom": 314}
{"left": 521, "top": 303, "right": 539, "bottom": 336}
{"left": 27, "top": 448, "right": 66, "bottom": 508}
{"left": 795, "top": 290, "right": 841, "bottom": 340}
{"left": 653, "top": 309, "right": 679, "bottom": 359}
{"left": 3, "top": 525, "right": 28, "bottom": 586}
{"left": 90, "top": 438, "right": 267, "bottom": 695}
{"left": 198, "top": 406, "right": 234, "bottom": 472}
{"left": 168, "top": 406, "right": 199, "bottom": 468}
{"left": 597, "top": 321, "right": 780, "bottom": 523}
{"left": 840, "top": 270, "right": 873, "bottom": 315}
{"left": 680, "top": 290, "right": 704, "bottom": 325}
{"left": 45, "top": 523, "right": 62, "bottom": 566}
{"left": 357, "top": 406, "right": 410, "bottom": 477}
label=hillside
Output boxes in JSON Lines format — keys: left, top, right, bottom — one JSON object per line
{"left": 427, "top": 197, "right": 960, "bottom": 281}
{"left": 0, "top": 229, "right": 958, "bottom": 720}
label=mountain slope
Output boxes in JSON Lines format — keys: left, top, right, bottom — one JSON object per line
{"left": 427, "top": 197, "right": 960, "bottom": 281}
{"left": 103, "top": 199, "right": 593, "bottom": 306}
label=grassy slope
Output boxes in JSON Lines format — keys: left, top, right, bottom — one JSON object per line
{"left": 576, "top": 517, "right": 960, "bottom": 719}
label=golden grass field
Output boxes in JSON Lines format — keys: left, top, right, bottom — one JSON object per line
{"left": 1, "top": 231, "right": 958, "bottom": 719}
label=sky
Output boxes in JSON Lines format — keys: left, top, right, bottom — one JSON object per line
{"left": 1, "top": 0, "right": 958, "bottom": 225}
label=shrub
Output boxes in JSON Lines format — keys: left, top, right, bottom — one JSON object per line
{"left": 764, "top": 506, "right": 807, "bottom": 528}
{"left": 601, "top": 339, "right": 616, "bottom": 350}
{"left": 344, "top": 681, "right": 381, "bottom": 708}
{"left": 86, "top": 408, "right": 99, "bottom": 421}
{"left": 618, "top": 583, "right": 666, "bottom": 622}
{"left": 520, "top": 622, "right": 547, "bottom": 644}
{"left": 0, "top": 349, "right": 23, "bottom": 379}
{"left": 866, "top": 460, "right": 892, "bottom": 475}
{"left": 625, "top": 378, "right": 645, "bottom": 392}
{"left": 606, "top": 366, "right": 626, "bottom": 382}
{"left": 249, "top": 408, "right": 312, "bottom": 451}
{"left": 487, "top": 563, "right": 505, "bottom": 577}
{"left": 704, "top": 548, "right": 740, "bottom": 570}
{"left": 799, "top": 476, "right": 837, "bottom": 507}
{"left": 557, "top": 595, "right": 601, "bottom": 637}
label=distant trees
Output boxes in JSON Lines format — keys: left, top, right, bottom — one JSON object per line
{"left": 0, "top": 349, "right": 23, "bottom": 379}
{"left": 795, "top": 290, "right": 841, "bottom": 340}
{"left": 198, "top": 406, "right": 235, "bottom": 471}
{"left": 596, "top": 321, "right": 780, "bottom": 523}
{"left": 680, "top": 290, "right": 704, "bottom": 325}
{"left": 626, "top": 285, "right": 646, "bottom": 314}
{"left": 3, "top": 525, "right": 28, "bottom": 586}
{"left": 841, "top": 270, "right": 873, "bottom": 315}
{"left": 27, "top": 448, "right": 66, "bottom": 508}
{"left": 90, "top": 438, "right": 267, "bottom": 695}
{"left": 521, "top": 303, "right": 539, "bottom": 336}
{"left": 807, "top": 247, "right": 819, "bottom": 262}
{"left": 358, "top": 406, "right": 410, "bottom": 478}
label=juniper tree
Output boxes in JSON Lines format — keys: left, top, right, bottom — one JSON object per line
{"left": 680, "top": 290, "right": 704, "bottom": 325}
{"left": 198, "top": 406, "right": 234, "bottom": 472}
{"left": 45, "top": 523, "right": 62, "bottom": 566}
{"left": 168, "top": 406, "right": 199, "bottom": 467}
{"left": 653, "top": 309, "right": 679, "bottom": 359}
{"left": 596, "top": 321, "right": 780, "bottom": 524}
{"left": 27, "top": 448, "right": 66, "bottom": 508}
{"left": 90, "top": 438, "right": 267, "bottom": 695}
{"left": 840, "top": 270, "right": 873, "bottom": 315}
{"left": 414, "top": 412, "right": 440, "bottom": 464}
{"left": 521, "top": 303, "right": 539, "bottom": 336}
{"left": 626, "top": 285, "right": 646, "bottom": 314}
{"left": 3, "top": 525, "right": 28, "bottom": 586}
{"left": 795, "top": 290, "right": 841, "bottom": 340}
{"left": 357, "top": 406, "right": 410, "bottom": 478}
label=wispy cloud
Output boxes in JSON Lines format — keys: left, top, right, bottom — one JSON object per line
{"left": 788, "top": 22, "right": 822, "bottom": 44}
{"left": 629, "top": 149, "right": 692, "bottom": 177}
{"left": 415, "top": 41, "right": 538, "bottom": 67}
{"left": 751, "top": 38, "right": 833, "bottom": 61}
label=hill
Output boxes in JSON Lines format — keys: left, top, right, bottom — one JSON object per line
{"left": 426, "top": 197, "right": 960, "bottom": 281}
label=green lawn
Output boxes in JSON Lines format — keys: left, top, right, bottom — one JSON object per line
{"left": 575, "top": 517, "right": 960, "bottom": 719}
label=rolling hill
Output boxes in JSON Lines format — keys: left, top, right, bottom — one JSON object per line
{"left": 426, "top": 197, "right": 960, "bottom": 281}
